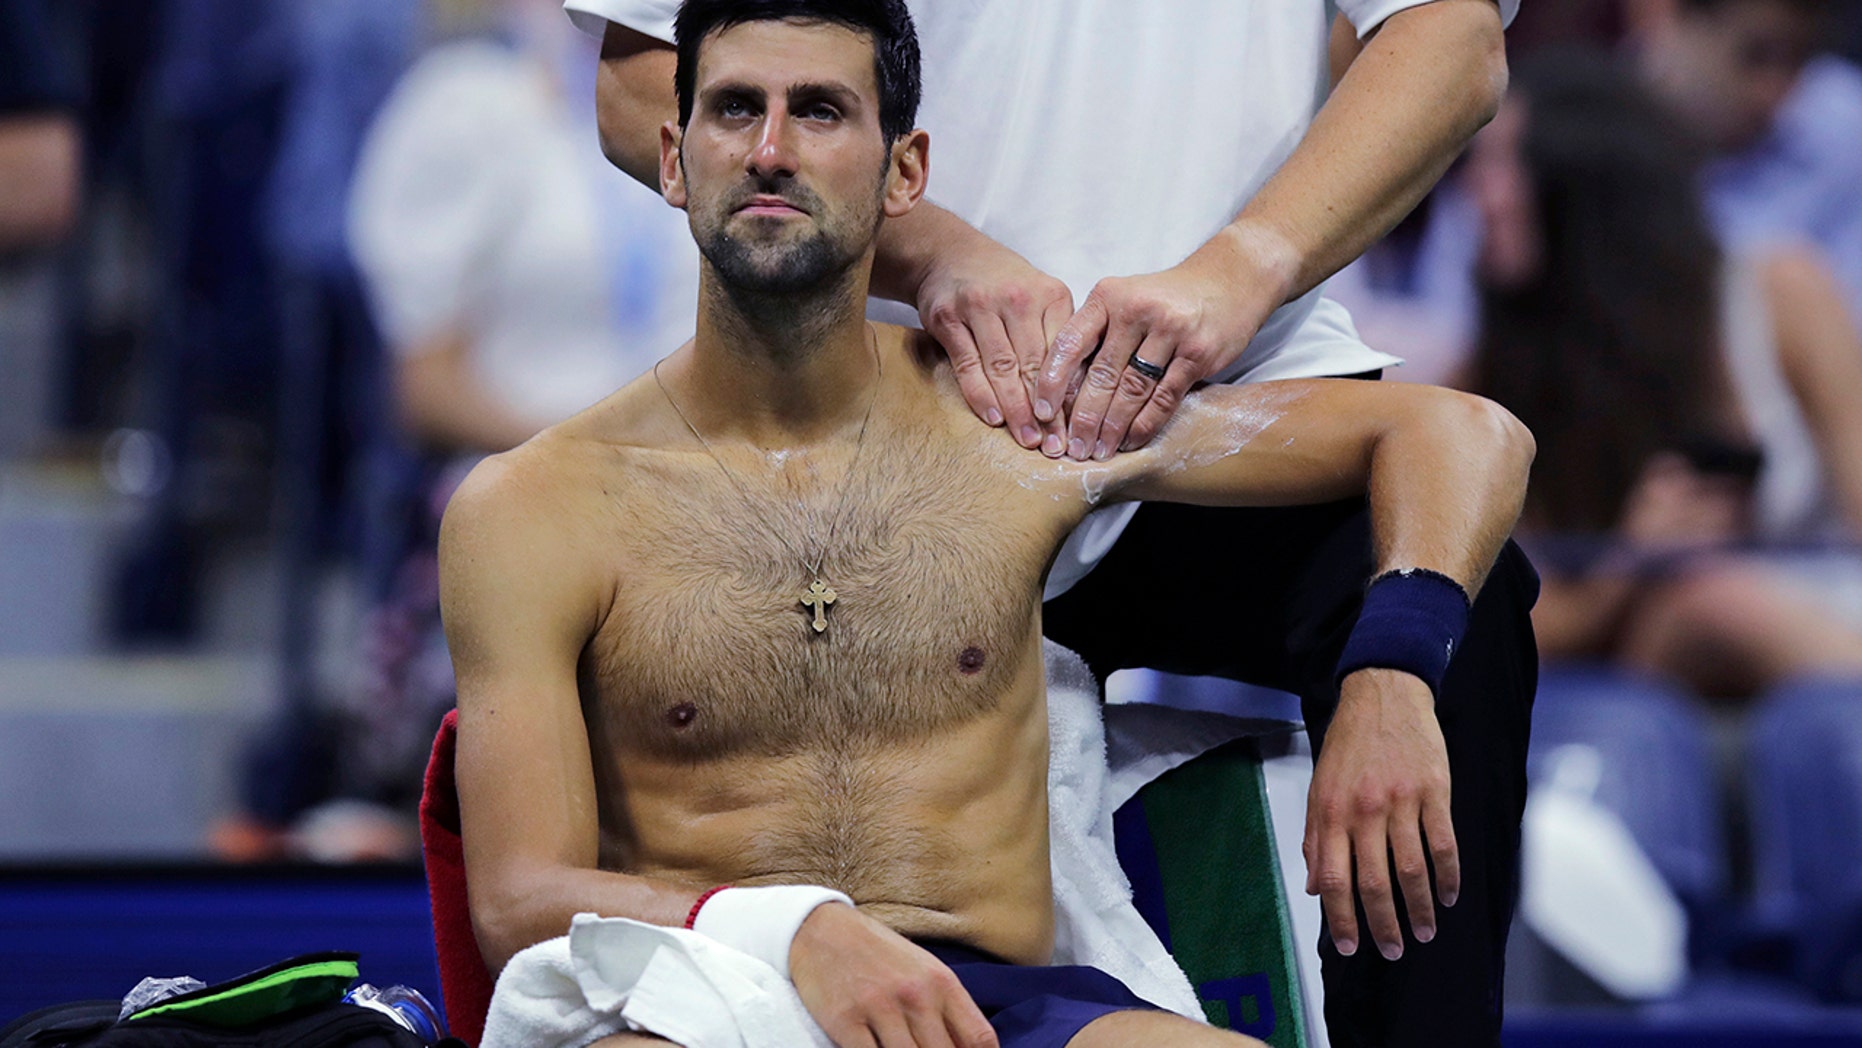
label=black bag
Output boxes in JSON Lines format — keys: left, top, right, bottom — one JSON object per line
{"left": 0, "top": 953, "right": 456, "bottom": 1048}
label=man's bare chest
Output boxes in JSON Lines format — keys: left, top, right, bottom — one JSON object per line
{"left": 583, "top": 442, "right": 1064, "bottom": 759}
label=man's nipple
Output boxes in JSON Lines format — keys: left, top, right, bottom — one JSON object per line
{"left": 666, "top": 702, "right": 699, "bottom": 729}
{"left": 958, "top": 646, "right": 987, "bottom": 675}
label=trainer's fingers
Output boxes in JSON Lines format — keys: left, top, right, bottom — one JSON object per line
{"left": 1006, "top": 302, "right": 1063, "bottom": 445}
{"left": 932, "top": 319, "right": 1006, "bottom": 433}
{"left": 1121, "top": 361, "right": 1194, "bottom": 452}
{"left": 1091, "top": 334, "right": 1172, "bottom": 460}
{"left": 1425, "top": 796, "right": 1461, "bottom": 909}
{"left": 971, "top": 313, "right": 1041, "bottom": 448}
{"left": 1065, "top": 314, "right": 1142, "bottom": 459}
{"left": 1040, "top": 295, "right": 1108, "bottom": 422}
{"left": 1032, "top": 299, "right": 1076, "bottom": 447}
{"left": 1390, "top": 813, "right": 1436, "bottom": 946}
{"left": 1355, "top": 824, "right": 1404, "bottom": 961}
{"left": 1041, "top": 293, "right": 1074, "bottom": 349}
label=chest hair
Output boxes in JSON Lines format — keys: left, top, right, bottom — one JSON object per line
{"left": 587, "top": 430, "right": 1059, "bottom": 761}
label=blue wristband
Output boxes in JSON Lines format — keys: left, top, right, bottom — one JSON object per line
{"left": 1335, "top": 568, "right": 1472, "bottom": 699}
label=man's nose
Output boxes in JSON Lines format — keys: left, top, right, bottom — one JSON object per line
{"left": 746, "top": 108, "right": 800, "bottom": 179}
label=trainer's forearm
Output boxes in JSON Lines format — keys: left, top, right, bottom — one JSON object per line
{"left": 1228, "top": 0, "right": 1508, "bottom": 303}
{"left": 868, "top": 197, "right": 1004, "bottom": 306}
{"left": 1367, "top": 392, "right": 1533, "bottom": 597}
{"left": 596, "top": 22, "right": 678, "bottom": 190}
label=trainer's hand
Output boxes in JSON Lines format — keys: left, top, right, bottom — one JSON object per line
{"left": 1037, "top": 224, "right": 1293, "bottom": 460}
{"left": 789, "top": 902, "right": 999, "bottom": 1048}
{"left": 916, "top": 240, "right": 1074, "bottom": 451}
{"left": 1303, "top": 668, "right": 1458, "bottom": 963}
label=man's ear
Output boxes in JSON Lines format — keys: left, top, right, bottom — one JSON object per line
{"left": 660, "top": 120, "right": 688, "bottom": 209}
{"left": 883, "top": 129, "right": 929, "bottom": 219}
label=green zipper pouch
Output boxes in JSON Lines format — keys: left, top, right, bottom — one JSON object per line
{"left": 123, "top": 952, "right": 360, "bottom": 1028}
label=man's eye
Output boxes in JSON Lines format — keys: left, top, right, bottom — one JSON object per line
{"left": 718, "top": 98, "right": 752, "bottom": 118}
{"left": 802, "top": 104, "right": 840, "bottom": 121}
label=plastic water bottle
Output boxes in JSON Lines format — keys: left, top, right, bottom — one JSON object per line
{"left": 343, "top": 983, "right": 445, "bottom": 1043}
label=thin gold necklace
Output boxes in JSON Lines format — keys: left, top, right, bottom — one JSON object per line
{"left": 652, "top": 324, "right": 882, "bottom": 635}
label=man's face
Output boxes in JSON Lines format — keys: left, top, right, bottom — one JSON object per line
{"left": 665, "top": 19, "right": 899, "bottom": 295}
{"left": 1639, "top": 0, "right": 1819, "bottom": 151}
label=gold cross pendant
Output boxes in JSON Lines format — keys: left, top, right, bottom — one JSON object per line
{"left": 800, "top": 578, "right": 837, "bottom": 633}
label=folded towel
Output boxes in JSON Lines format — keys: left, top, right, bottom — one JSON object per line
{"left": 1043, "top": 642, "right": 1204, "bottom": 1016}
{"left": 483, "top": 642, "right": 1262, "bottom": 1047}
{"left": 481, "top": 914, "right": 833, "bottom": 1048}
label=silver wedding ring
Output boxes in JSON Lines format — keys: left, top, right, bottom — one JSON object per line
{"left": 1128, "top": 355, "right": 1167, "bottom": 382}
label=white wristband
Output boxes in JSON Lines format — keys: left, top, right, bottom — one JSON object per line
{"left": 690, "top": 885, "right": 854, "bottom": 978}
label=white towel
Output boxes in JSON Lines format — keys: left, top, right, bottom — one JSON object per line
{"left": 483, "top": 642, "right": 1258, "bottom": 1048}
{"left": 480, "top": 914, "right": 832, "bottom": 1048}
{"left": 1041, "top": 642, "right": 1204, "bottom": 1016}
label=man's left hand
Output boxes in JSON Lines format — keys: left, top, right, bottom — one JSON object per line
{"left": 1036, "top": 223, "right": 1295, "bottom": 460}
{"left": 1303, "top": 667, "right": 1459, "bottom": 962}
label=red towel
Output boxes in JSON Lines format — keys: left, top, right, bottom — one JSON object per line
{"left": 420, "top": 709, "right": 495, "bottom": 1046}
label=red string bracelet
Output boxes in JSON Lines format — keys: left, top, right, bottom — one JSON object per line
{"left": 684, "top": 885, "right": 732, "bottom": 929}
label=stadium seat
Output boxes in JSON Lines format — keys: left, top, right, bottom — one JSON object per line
{"left": 1747, "top": 677, "right": 1862, "bottom": 1002}
{"left": 1529, "top": 665, "right": 1729, "bottom": 921}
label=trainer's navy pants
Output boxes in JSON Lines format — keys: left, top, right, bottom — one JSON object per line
{"left": 1045, "top": 496, "right": 1540, "bottom": 1048}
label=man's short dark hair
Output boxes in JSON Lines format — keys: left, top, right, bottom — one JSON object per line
{"left": 674, "top": 0, "right": 921, "bottom": 143}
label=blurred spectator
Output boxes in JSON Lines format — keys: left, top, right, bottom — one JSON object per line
{"left": 1465, "top": 55, "right": 1862, "bottom": 701}
{"left": 256, "top": 0, "right": 696, "bottom": 858}
{"left": 349, "top": 0, "right": 695, "bottom": 458}
{"left": 0, "top": 0, "right": 83, "bottom": 457}
{"left": 220, "top": 0, "right": 423, "bottom": 850}
{"left": 1335, "top": 0, "right": 1862, "bottom": 386}
{"left": 1629, "top": 0, "right": 1862, "bottom": 305}
{"left": 0, "top": 0, "right": 81, "bottom": 252}
{"left": 106, "top": 0, "right": 298, "bottom": 643}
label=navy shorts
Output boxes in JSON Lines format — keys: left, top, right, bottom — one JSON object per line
{"left": 917, "top": 941, "right": 1162, "bottom": 1048}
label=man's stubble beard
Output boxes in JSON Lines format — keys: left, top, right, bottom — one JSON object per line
{"left": 688, "top": 165, "right": 888, "bottom": 353}
{"left": 700, "top": 224, "right": 854, "bottom": 297}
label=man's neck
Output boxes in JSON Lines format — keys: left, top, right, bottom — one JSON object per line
{"left": 682, "top": 265, "right": 881, "bottom": 447}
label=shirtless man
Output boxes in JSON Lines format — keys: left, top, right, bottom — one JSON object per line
{"left": 441, "top": 2, "right": 1534, "bottom": 1045}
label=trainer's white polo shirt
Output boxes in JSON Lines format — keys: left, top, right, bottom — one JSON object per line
{"left": 566, "top": 0, "right": 1517, "bottom": 597}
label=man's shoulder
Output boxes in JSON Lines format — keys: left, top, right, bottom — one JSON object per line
{"left": 883, "top": 323, "right": 982, "bottom": 422}
{"left": 442, "top": 399, "right": 658, "bottom": 542}
{"left": 440, "top": 438, "right": 591, "bottom": 553}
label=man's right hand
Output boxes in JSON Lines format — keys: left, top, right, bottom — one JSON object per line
{"left": 789, "top": 902, "right": 999, "bottom": 1048}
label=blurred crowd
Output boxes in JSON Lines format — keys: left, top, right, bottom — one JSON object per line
{"left": 3, "top": 0, "right": 1862, "bottom": 876}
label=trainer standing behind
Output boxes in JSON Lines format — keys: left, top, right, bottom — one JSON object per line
{"left": 572, "top": 1, "right": 1538, "bottom": 1045}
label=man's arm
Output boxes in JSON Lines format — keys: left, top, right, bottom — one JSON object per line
{"left": 593, "top": 21, "right": 1072, "bottom": 453}
{"left": 441, "top": 453, "right": 696, "bottom": 972}
{"left": 1109, "top": 380, "right": 1530, "bottom": 591}
{"left": 1102, "top": 380, "right": 1534, "bottom": 960}
{"left": 1040, "top": 0, "right": 1510, "bottom": 458}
